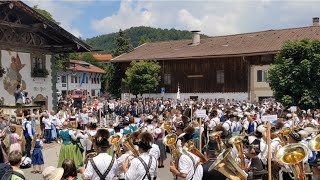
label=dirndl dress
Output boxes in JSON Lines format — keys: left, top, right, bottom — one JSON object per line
{"left": 155, "top": 129, "right": 167, "bottom": 161}
{"left": 31, "top": 141, "right": 44, "bottom": 165}
{"left": 58, "top": 130, "right": 83, "bottom": 168}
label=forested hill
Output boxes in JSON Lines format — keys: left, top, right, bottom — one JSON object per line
{"left": 86, "top": 26, "right": 208, "bottom": 53}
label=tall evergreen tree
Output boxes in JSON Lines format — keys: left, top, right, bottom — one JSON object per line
{"left": 107, "top": 29, "right": 134, "bottom": 98}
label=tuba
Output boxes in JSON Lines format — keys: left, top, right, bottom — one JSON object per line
{"left": 274, "top": 128, "right": 292, "bottom": 146}
{"left": 184, "top": 139, "right": 208, "bottom": 163}
{"left": 109, "top": 135, "right": 121, "bottom": 157}
{"left": 308, "top": 133, "right": 320, "bottom": 151}
{"left": 228, "top": 135, "right": 246, "bottom": 169}
{"left": 84, "top": 134, "right": 98, "bottom": 166}
{"left": 209, "top": 131, "right": 223, "bottom": 152}
{"left": 276, "top": 143, "right": 308, "bottom": 180}
{"left": 163, "top": 134, "right": 182, "bottom": 180}
{"left": 121, "top": 134, "right": 139, "bottom": 157}
{"left": 209, "top": 148, "right": 248, "bottom": 180}
{"left": 161, "top": 121, "right": 173, "bottom": 134}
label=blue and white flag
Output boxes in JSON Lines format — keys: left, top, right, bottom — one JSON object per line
{"left": 177, "top": 84, "right": 181, "bottom": 101}
{"left": 80, "top": 72, "right": 86, "bottom": 86}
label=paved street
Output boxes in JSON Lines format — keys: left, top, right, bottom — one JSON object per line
{"left": 23, "top": 143, "right": 172, "bottom": 180}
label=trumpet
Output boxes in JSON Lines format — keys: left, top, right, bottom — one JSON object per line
{"left": 276, "top": 143, "right": 308, "bottom": 180}
{"left": 209, "top": 131, "right": 223, "bottom": 152}
{"left": 121, "top": 134, "right": 139, "bottom": 157}
{"left": 228, "top": 135, "right": 246, "bottom": 169}
{"left": 209, "top": 148, "right": 248, "bottom": 180}
{"left": 184, "top": 139, "right": 208, "bottom": 163}
{"left": 109, "top": 135, "right": 121, "bottom": 157}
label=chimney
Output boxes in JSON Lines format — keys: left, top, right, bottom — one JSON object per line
{"left": 313, "top": 17, "right": 319, "bottom": 26}
{"left": 191, "top": 30, "right": 201, "bottom": 45}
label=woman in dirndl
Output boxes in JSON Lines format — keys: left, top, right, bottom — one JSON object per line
{"left": 58, "top": 121, "right": 82, "bottom": 168}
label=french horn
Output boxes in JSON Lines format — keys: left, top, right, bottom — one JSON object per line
{"left": 209, "top": 148, "right": 248, "bottom": 180}
{"left": 276, "top": 143, "right": 308, "bottom": 180}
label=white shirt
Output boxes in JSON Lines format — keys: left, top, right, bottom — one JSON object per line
{"left": 258, "top": 138, "right": 268, "bottom": 165}
{"left": 117, "top": 151, "right": 133, "bottom": 179}
{"left": 208, "top": 117, "right": 220, "bottom": 130}
{"left": 222, "top": 120, "right": 233, "bottom": 132}
{"left": 271, "top": 138, "right": 282, "bottom": 160}
{"left": 84, "top": 153, "right": 118, "bottom": 180}
{"left": 177, "top": 151, "right": 203, "bottom": 180}
{"left": 43, "top": 117, "right": 52, "bottom": 130}
{"left": 149, "top": 144, "right": 160, "bottom": 160}
{"left": 125, "top": 152, "right": 157, "bottom": 180}
{"left": 242, "top": 118, "right": 249, "bottom": 130}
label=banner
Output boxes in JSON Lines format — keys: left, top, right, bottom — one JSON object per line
{"left": 80, "top": 72, "right": 86, "bottom": 86}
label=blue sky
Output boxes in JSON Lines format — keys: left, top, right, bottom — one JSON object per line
{"left": 25, "top": 0, "right": 320, "bottom": 39}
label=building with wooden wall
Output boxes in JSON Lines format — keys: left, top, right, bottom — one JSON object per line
{"left": 0, "top": 1, "right": 91, "bottom": 110}
{"left": 112, "top": 18, "right": 320, "bottom": 102}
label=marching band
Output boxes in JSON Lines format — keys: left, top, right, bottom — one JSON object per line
{"left": 2, "top": 98, "right": 320, "bottom": 180}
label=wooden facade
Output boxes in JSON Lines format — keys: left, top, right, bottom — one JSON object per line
{"left": 119, "top": 54, "right": 275, "bottom": 95}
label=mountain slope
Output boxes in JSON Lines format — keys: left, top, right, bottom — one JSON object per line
{"left": 86, "top": 26, "right": 208, "bottom": 53}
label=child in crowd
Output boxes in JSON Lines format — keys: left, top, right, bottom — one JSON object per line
{"left": 9, "top": 126, "right": 21, "bottom": 153}
{"left": 9, "top": 150, "right": 25, "bottom": 180}
{"left": 31, "top": 133, "right": 44, "bottom": 174}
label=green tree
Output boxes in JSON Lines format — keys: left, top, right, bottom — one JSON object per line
{"left": 104, "top": 29, "right": 134, "bottom": 98}
{"left": 268, "top": 39, "right": 320, "bottom": 109}
{"left": 33, "top": 5, "right": 60, "bottom": 25}
{"left": 123, "top": 60, "right": 161, "bottom": 97}
{"left": 112, "top": 29, "right": 134, "bottom": 56}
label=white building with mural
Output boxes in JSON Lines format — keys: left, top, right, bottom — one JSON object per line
{"left": 0, "top": 1, "right": 91, "bottom": 111}
{"left": 56, "top": 60, "right": 106, "bottom": 97}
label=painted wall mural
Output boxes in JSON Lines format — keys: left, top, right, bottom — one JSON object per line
{"left": 3, "top": 52, "right": 26, "bottom": 95}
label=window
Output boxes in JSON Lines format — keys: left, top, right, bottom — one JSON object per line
{"left": 216, "top": 70, "right": 224, "bottom": 84}
{"left": 164, "top": 74, "right": 171, "bottom": 85}
{"left": 31, "top": 53, "right": 47, "bottom": 77}
{"left": 86, "top": 77, "right": 88, "bottom": 84}
{"left": 71, "top": 76, "right": 75, "bottom": 83}
{"left": 257, "top": 70, "right": 268, "bottom": 82}
{"left": 97, "top": 77, "right": 100, "bottom": 84}
{"left": 91, "top": 89, "right": 95, "bottom": 97}
{"left": 61, "top": 76, "right": 67, "bottom": 83}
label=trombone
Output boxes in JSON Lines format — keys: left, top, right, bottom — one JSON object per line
{"left": 184, "top": 139, "right": 208, "bottom": 163}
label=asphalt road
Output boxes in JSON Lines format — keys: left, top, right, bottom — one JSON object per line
{"left": 23, "top": 142, "right": 172, "bottom": 180}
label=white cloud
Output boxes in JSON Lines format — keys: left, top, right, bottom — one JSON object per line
{"left": 25, "top": 0, "right": 84, "bottom": 38}
{"left": 91, "top": 0, "right": 320, "bottom": 36}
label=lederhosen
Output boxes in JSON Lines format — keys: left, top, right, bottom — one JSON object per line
{"left": 90, "top": 155, "right": 115, "bottom": 179}
{"left": 137, "top": 155, "right": 156, "bottom": 180}
{"left": 181, "top": 149, "right": 200, "bottom": 180}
